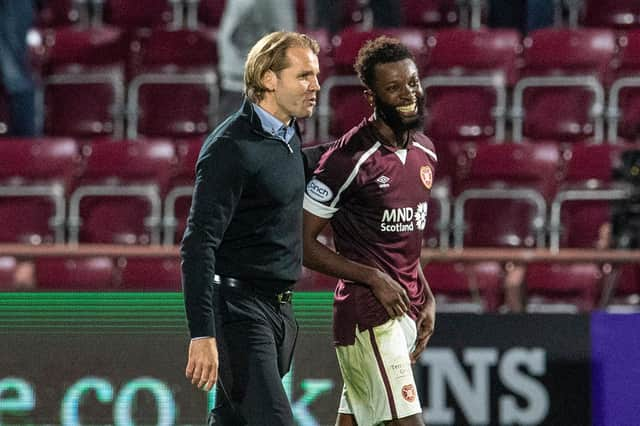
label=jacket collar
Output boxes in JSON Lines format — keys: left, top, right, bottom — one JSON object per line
{"left": 239, "top": 97, "right": 303, "bottom": 141}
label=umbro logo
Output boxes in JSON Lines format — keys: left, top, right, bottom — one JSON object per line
{"left": 376, "top": 175, "right": 390, "bottom": 188}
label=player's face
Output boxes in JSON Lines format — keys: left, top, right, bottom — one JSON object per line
{"left": 371, "top": 58, "right": 424, "bottom": 132}
{"left": 268, "top": 47, "right": 320, "bottom": 123}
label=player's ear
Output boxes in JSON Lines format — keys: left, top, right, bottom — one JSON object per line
{"left": 364, "top": 89, "right": 374, "bottom": 107}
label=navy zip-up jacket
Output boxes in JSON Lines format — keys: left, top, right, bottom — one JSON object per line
{"left": 181, "top": 99, "right": 306, "bottom": 338}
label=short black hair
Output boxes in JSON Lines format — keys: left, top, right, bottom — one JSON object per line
{"left": 354, "top": 36, "right": 416, "bottom": 89}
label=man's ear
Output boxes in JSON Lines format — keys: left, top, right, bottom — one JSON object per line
{"left": 364, "top": 89, "right": 374, "bottom": 107}
{"left": 262, "top": 70, "right": 277, "bottom": 92}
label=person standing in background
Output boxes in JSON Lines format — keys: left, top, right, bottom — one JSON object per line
{"left": 216, "top": 0, "right": 296, "bottom": 123}
{"left": 0, "top": 0, "right": 39, "bottom": 136}
{"left": 181, "top": 31, "right": 320, "bottom": 425}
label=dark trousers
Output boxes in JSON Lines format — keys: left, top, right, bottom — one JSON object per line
{"left": 209, "top": 283, "right": 298, "bottom": 425}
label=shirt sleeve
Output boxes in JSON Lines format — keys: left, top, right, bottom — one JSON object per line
{"left": 303, "top": 145, "right": 358, "bottom": 219}
{"left": 180, "top": 137, "right": 247, "bottom": 338}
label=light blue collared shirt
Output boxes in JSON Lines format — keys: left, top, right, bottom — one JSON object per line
{"left": 252, "top": 104, "right": 296, "bottom": 144}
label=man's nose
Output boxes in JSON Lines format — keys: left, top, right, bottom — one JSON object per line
{"left": 309, "top": 75, "right": 320, "bottom": 91}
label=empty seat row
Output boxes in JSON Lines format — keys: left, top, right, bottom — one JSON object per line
{"left": 0, "top": 137, "right": 637, "bottom": 249}
{"left": 0, "top": 137, "right": 199, "bottom": 245}
{"left": 321, "top": 27, "right": 640, "bottom": 143}
{"left": 0, "top": 255, "right": 181, "bottom": 291}
{"left": 4, "top": 26, "right": 640, "bottom": 142}
{"left": 424, "top": 141, "right": 639, "bottom": 250}
{"left": 424, "top": 261, "right": 640, "bottom": 313}
{"left": 1, "top": 254, "right": 637, "bottom": 314}
{"left": 36, "top": 0, "right": 476, "bottom": 31}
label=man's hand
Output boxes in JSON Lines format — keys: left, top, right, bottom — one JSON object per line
{"left": 185, "top": 337, "right": 218, "bottom": 392}
{"left": 370, "top": 270, "right": 411, "bottom": 319}
{"left": 410, "top": 299, "right": 435, "bottom": 364}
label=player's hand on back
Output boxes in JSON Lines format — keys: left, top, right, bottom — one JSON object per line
{"left": 369, "top": 270, "right": 411, "bottom": 318}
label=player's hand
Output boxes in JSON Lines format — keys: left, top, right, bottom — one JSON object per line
{"left": 410, "top": 299, "right": 435, "bottom": 364}
{"left": 369, "top": 270, "right": 411, "bottom": 319}
{"left": 185, "top": 337, "right": 218, "bottom": 392}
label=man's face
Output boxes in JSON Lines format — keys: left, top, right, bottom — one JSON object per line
{"left": 267, "top": 47, "right": 320, "bottom": 123}
{"left": 371, "top": 58, "right": 424, "bottom": 132}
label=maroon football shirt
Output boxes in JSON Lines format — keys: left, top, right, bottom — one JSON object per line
{"left": 304, "top": 118, "right": 438, "bottom": 345}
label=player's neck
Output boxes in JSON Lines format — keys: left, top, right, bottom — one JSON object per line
{"left": 372, "top": 119, "right": 410, "bottom": 149}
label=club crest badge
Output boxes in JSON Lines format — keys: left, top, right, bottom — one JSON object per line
{"left": 401, "top": 384, "right": 416, "bottom": 402}
{"left": 420, "top": 165, "right": 433, "bottom": 190}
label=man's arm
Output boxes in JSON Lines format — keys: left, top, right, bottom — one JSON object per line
{"left": 410, "top": 263, "right": 436, "bottom": 364}
{"left": 181, "top": 137, "right": 246, "bottom": 391}
{"left": 302, "top": 211, "right": 411, "bottom": 318}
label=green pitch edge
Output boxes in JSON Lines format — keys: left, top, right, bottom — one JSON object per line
{"left": 0, "top": 292, "right": 334, "bottom": 334}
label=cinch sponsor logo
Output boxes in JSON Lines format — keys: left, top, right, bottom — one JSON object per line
{"left": 306, "top": 179, "right": 333, "bottom": 202}
{"left": 380, "top": 202, "right": 428, "bottom": 232}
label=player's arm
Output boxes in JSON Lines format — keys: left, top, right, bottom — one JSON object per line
{"left": 410, "top": 264, "right": 436, "bottom": 364}
{"left": 302, "top": 210, "right": 411, "bottom": 318}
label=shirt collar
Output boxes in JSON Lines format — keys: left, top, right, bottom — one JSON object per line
{"left": 252, "top": 103, "right": 296, "bottom": 143}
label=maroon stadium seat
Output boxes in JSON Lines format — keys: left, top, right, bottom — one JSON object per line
{"left": 318, "top": 27, "right": 428, "bottom": 140}
{"left": 401, "top": 0, "right": 460, "bottom": 28}
{"left": 41, "top": 26, "right": 128, "bottom": 138}
{"left": 607, "top": 31, "right": 640, "bottom": 142}
{"left": 524, "top": 262, "right": 602, "bottom": 312}
{"left": 422, "top": 185, "right": 450, "bottom": 249}
{"left": 69, "top": 139, "right": 175, "bottom": 244}
{"left": 0, "top": 137, "right": 79, "bottom": 244}
{"left": 36, "top": 0, "right": 87, "bottom": 27}
{"left": 118, "top": 257, "right": 181, "bottom": 290}
{"left": 452, "top": 141, "right": 561, "bottom": 248}
{"left": 603, "top": 263, "right": 640, "bottom": 308}
{"left": 0, "top": 257, "right": 17, "bottom": 289}
{"left": 163, "top": 138, "right": 201, "bottom": 244}
{"left": 423, "top": 262, "right": 503, "bottom": 312}
{"left": 550, "top": 143, "right": 635, "bottom": 250}
{"left": 195, "top": 0, "right": 226, "bottom": 28}
{"left": 513, "top": 28, "right": 616, "bottom": 142}
{"left": 423, "top": 29, "right": 520, "bottom": 142}
{"left": 35, "top": 257, "right": 116, "bottom": 290}
{"left": 127, "top": 28, "right": 219, "bottom": 138}
{"left": 100, "top": 0, "right": 176, "bottom": 29}
{"left": 582, "top": 0, "right": 640, "bottom": 30}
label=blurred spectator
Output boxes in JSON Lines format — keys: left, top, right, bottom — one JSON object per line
{"left": 314, "top": 0, "right": 401, "bottom": 34}
{"left": 527, "top": 0, "right": 555, "bottom": 32}
{"left": 489, "top": 0, "right": 554, "bottom": 34}
{"left": 216, "top": 0, "right": 296, "bottom": 122}
{"left": 0, "top": 0, "right": 40, "bottom": 136}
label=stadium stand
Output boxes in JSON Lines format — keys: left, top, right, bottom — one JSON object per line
{"left": 423, "top": 28, "right": 520, "bottom": 142}
{"left": 35, "top": 256, "right": 115, "bottom": 290}
{"left": 68, "top": 138, "right": 175, "bottom": 244}
{"left": 423, "top": 261, "right": 503, "bottom": 312}
{"left": 126, "top": 27, "right": 219, "bottom": 138}
{"left": 40, "top": 25, "right": 128, "bottom": 138}
{"left": 581, "top": 0, "right": 640, "bottom": 30}
{"left": 0, "top": 137, "right": 79, "bottom": 244}
{"left": 117, "top": 256, "right": 181, "bottom": 290}
{"left": 513, "top": 28, "right": 616, "bottom": 142}
{"left": 451, "top": 141, "right": 560, "bottom": 248}
{"left": 0, "top": 0, "right": 634, "bottom": 310}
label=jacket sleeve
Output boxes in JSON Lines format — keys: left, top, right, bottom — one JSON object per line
{"left": 180, "top": 137, "right": 247, "bottom": 338}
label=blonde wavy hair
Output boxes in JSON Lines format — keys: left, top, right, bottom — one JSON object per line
{"left": 244, "top": 31, "right": 320, "bottom": 102}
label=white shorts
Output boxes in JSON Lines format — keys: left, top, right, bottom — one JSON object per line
{"left": 336, "top": 314, "right": 422, "bottom": 426}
